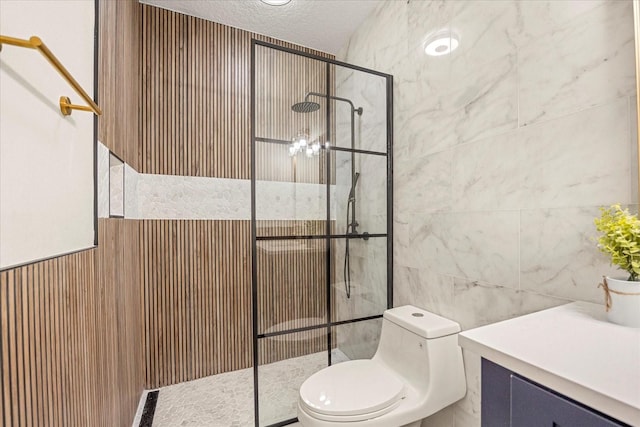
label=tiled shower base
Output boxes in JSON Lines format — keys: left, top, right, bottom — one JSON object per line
{"left": 133, "top": 350, "right": 349, "bottom": 427}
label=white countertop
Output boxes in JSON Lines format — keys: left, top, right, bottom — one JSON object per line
{"left": 459, "top": 302, "right": 640, "bottom": 426}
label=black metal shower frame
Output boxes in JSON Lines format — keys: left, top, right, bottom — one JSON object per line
{"left": 250, "top": 39, "right": 394, "bottom": 427}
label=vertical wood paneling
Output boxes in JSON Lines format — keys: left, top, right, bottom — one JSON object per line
{"left": 254, "top": 44, "right": 329, "bottom": 184}
{"left": 0, "top": 219, "right": 143, "bottom": 427}
{"left": 98, "top": 0, "right": 140, "bottom": 169}
{"left": 140, "top": 218, "right": 334, "bottom": 387}
{"left": 256, "top": 236, "right": 327, "bottom": 333}
{"left": 140, "top": 6, "right": 250, "bottom": 178}
{"left": 139, "top": 5, "right": 333, "bottom": 179}
{"left": 140, "top": 220, "right": 253, "bottom": 388}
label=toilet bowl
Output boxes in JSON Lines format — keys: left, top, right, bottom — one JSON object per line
{"left": 297, "top": 305, "right": 466, "bottom": 427}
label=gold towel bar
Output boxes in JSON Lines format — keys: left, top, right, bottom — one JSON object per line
{"left": 0, "top": 35, "right": 102, "bottom": 116}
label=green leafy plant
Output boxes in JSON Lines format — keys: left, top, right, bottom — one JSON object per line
{"left": 594, "top": 204, "right": 640, "bottom": 281}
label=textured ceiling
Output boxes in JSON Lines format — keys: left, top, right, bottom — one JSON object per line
{"left": 139, "top": 0, "right": 383, "bottom": 54}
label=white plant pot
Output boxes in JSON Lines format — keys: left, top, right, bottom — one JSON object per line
{"left": 604, "top": 277, "right": 640, "bottom": 328}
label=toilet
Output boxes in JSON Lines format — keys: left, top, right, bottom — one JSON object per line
{"left": 297, "top": 305, "right": 466, "bottom": 427}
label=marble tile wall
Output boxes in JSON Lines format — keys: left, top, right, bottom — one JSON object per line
{"left": 337, "top": 1, "right": 638, "bottom": 426}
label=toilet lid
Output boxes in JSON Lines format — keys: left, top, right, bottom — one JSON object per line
{"left": 299, "top": 360, "right": 405, "bottom": 418}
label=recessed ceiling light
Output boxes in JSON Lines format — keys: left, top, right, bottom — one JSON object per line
{"left": 260, "top": 0, "right": 292, "bottom": 5}
{"left": 424, "top": 32, "right": 459, "bottom": 57}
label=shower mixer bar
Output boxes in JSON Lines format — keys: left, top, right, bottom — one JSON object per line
{"left": 291, "top": 91, "right": 365, "bottom": 300}
{"left": 347, "top": 172, "right": 360, "bottom": 233}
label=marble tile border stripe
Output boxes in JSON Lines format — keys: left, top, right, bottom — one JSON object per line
{"left": 98, "top": 142, "right": 336, "bottom": 221}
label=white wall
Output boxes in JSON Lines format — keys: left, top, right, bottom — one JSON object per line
{"left": 0, "top": 0, "right": 95, "bottom": 269}
{"left": 338, "top": 1, "right": 637, "bottom": 426}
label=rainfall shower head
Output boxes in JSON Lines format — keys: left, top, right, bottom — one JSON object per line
{"left": 291, "top": 100, "right": 321, "bottom": 113}
{"left": 292, "top": 92, "right": 363, "bottom": 115}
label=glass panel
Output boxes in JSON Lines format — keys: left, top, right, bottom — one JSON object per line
{"left": 331, "top": 236, "right": 387, "bottom": 322}
{"left": 258, "top": 330, "right": 328, "bottom": 426}
{"left": 332, "top": 151, "right": 387, "bottom": 236}
{"left": 255, "top": 141, "right": 329, "bottom": 238}
{"left": 253, "top": 43, "right": 391, "bottom": 427}
{"left": 333, "top": 64, "right": 387, "bottom": 153}
{"left": 255, "top": 44, "right": 330, "bottom": 238}
{"left": 257, "top": 238, "right": 327, "bottom": 335}
{"left": 255, "top": 44, "right": 327, "bottom": 144}
{"left": 331, "top": 318, "right": 383, "bottom": 364}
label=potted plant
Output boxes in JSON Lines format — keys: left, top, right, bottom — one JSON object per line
{"left": 594, "top": 204, "right": 640, "bottom": 327}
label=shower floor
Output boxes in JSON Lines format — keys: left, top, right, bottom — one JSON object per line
{"left": 134, "top": 349, "right": 349, "bottom": 427}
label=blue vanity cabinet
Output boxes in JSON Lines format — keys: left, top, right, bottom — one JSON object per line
{"left": 481, "top": 358, "right": 630, "bottom": 427}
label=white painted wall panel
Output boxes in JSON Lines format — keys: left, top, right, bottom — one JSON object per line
{"left": 0, "top": 0, "right": 95, "bottom": 269}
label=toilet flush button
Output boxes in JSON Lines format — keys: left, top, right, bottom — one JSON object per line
{"left": 412, "top": 313, "right": 424, "bottom": 317}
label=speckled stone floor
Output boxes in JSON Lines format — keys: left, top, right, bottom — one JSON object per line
{"left": 143, "top": 349, "right": 348, "bottom": 427}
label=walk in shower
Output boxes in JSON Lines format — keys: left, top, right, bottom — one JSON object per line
{"left": 251, "top": 40, "right": 393, "bottom": 426}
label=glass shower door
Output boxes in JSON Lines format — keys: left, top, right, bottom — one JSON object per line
{"left": 330, "top": 63, "right": 390, "bottom": 364}
{"left": 253, "top": 42, "right": 331, "bottom": 426}
{"left": 251, "top": 40, "right": 392, "bottom": 427}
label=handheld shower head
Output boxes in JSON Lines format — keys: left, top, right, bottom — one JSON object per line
{"left": 348, "top": 172, "right": 360, "bottom": 201}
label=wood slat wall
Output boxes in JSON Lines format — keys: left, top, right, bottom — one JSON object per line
{"left": 139, "top": 5, "right": 333, "bottom": 179}
{"left": 256, "top": 223, "right": 337, "bottom": 367}
{"left": 141, "top": 220, "right": 252, "bottom": 388}
{"left": 139, "top": 6, "right": 252, "bottom": 178}
{"left": 141, "top": 219, "right": 334, "bottom": 388}
{"left": 0, "top": 219, "right": 143, "bottom": 427}
{"left": 256, "top": 236, "right": 327, "bottom": 335}
{"left": 255, "top": 44, "right": 327, "bottom": 143}
{"left": 254, "top": 44, "right": 329, "bottom": 184}
{"left": 98, "top": 0, "right": 140, "bottom": 170}
{"left": 256, "top": 238, "right": 328, "bottom": 365}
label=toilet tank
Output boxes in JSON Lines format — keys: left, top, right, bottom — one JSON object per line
{"left": 373, "top": 305, "right": 464, "bottom": 395}
{"left": 383, "top": 305, "right": 460, "bottom": 338}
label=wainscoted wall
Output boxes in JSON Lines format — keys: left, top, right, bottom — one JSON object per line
{"left": 0, "top": 219, "right": 142, "bottom": 427}
{"left": 338, "top": 1, "right": 637, "bottom": 426}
